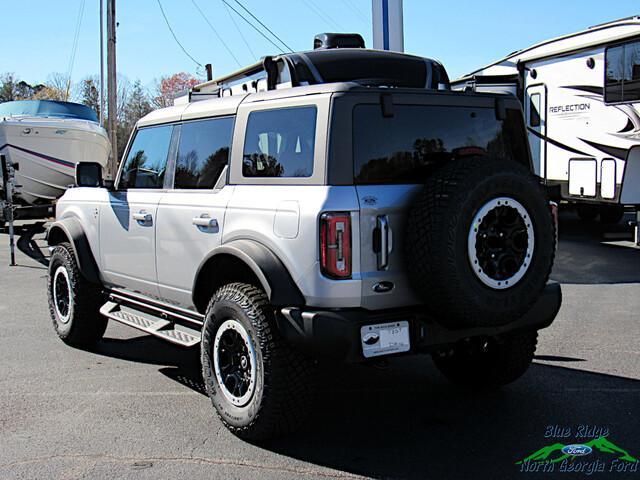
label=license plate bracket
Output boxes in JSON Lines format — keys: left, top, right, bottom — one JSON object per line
{"left": 360, "top": 320, "right": 410, "bottom": 358}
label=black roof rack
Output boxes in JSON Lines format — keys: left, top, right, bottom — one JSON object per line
{"left": 190, "top": 50, "right": 451, "bottom": 98}
{"left": 189, "top": 35, "right": 450, "bottom": 100}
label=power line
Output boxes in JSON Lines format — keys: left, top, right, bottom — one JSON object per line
{"left": 66, "top": 0, "right": 86, "bottom": 100}
{"left": 220, "top": 0, "right": 286, "bottom": 54}
{"left": 302, "top": 0, "right": 344, "bottom": 31}
{"left": 156, "top": 0, "right": 203, "bottom": 68}
{"left": 221, "top": 0, "right": 257, "bottom": 61}
{"left": 310, "top": 0, "right": 347, "bottom": 30}
{"left": 232, "top": 0, "right": 293, "bottom": 53}
{"left": 191, "top": 0, "right": 242, "bottom": 68}
{"left": 343, "top": 0, "right": 368, "bottom": 20}
{"left": 341, "top": 0, "right": 369, "bottom": 25}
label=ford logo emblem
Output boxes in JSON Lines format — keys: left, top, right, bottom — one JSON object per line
{"left": 373, "top": 281, "right": 394, "bottom": 293}
{"left": 561, "top": 444, "right": 593, "bottom": 456}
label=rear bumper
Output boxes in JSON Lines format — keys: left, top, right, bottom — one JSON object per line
{"left": 277, "top": 282, "right": 562, "bottom": 363}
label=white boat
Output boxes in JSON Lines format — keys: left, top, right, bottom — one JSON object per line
{"left": 0, "top": 100, "right": 110, "bottom": 206}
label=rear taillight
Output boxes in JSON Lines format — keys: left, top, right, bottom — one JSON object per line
{"left": 320, "top": 212, "right": 352, "bottom": 279}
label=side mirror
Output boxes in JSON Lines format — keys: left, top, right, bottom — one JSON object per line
{"left": 76, "top": 162, "right": 104, "bottom": 188}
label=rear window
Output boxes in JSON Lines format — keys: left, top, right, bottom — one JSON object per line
{"left": 353, "top": 104, "right": 528, "bottom": 184}
{"left": 243, "top": 106, "right": 316, "bottom": 178}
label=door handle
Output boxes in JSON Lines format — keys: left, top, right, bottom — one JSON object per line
{"left": 132, "top": 211, "right": 152, "bottom": 224}
{"left": 376, "top": 215, "right": 390, "bottom": 270}
{"left": 192, "top": 216, "right": 218, "bottom": 229}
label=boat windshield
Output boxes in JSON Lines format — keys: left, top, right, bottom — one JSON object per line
{"left": 0, "top": 100, "right": 98, "bottom": 122}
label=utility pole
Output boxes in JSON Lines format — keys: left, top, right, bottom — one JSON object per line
{"left": 372, "top": 0, "right": 404, "bottom": 52}
{"left": 106, "top": 0, "right": 118, "bottom": 179}
{"left": 99, "top": 0, "right": 105, "bottom": 127}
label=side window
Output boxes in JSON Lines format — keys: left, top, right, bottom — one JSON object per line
{"left": 175, "top": 117, "right": 234, "bottom": 189}
{"left": 242, "top": 106, "right": 317, "bottom": 178}
{"left": 529, "top": 93, "right": 541, "bottom": 127}
{"left": 605, "top": 39, "right": 640, "bottom": 103}
{"left": 624, "top": 40, "right": 640, "bottom": 101}
{"left": 119, "top": 125, "right": 173, "bottom": 189}
{"left": 606, "top": 44, "right": 625, "bottom": 103}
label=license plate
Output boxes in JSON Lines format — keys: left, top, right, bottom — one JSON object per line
{"left": 360, "top": 321, "right": 410, "bottom": 358}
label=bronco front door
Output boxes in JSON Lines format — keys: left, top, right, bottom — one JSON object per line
{"left": 99, "top": 124, "right": 174, "bottom": 299}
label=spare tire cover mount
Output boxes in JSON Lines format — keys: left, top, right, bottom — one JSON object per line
{"left": 467, "top": 196, "right": 535, "bottom": 290}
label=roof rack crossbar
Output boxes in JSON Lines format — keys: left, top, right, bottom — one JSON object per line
{"left": 191, "top": 56, "right": 281, "bottom": 98}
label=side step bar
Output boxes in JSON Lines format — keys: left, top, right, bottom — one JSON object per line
{"left": 100, "top": 301, "right": 201, "bottom": 347}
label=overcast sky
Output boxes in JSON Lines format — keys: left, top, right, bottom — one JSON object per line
{"left": 1, "top": 0, "right": 638, "bottom": 90}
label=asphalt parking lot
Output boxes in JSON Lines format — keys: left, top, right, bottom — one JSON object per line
{"left": 0, "top": 210, "right": 639, "bottom": 479}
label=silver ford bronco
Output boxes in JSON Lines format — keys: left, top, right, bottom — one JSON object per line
{"left": 46, "top": 34, "right": 561, "bottom": 440}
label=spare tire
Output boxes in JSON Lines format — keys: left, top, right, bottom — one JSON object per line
{"left": 404, "top": 157, "right": 555, "bottom": 328}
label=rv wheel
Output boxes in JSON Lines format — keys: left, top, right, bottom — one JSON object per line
{"left": 405, "top": 158, "right": 555, "bottom": 328}
{"left": 576, "top": 204, "right": 598, "bottom": 222}
{"left": 599, "top": 205, "right": 625, "bottom": 224}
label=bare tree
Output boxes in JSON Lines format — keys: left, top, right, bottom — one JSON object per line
{"left": 31, "top": 73, "right": 69, "bottom": 101}
{"left": 124, "top": 80, "right": 152, "bottom": 126}
{"left": 77, "top": 76, "right": 101, "bottom": 118}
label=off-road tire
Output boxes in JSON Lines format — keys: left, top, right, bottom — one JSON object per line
{"left": 201, "top": 282, "right": 314, "bottom": 441}
{"left": 47, "top": 242, "right": 107, "bottom": 346}
{"left": 432, "top": 331, "right": 538, "bottom": 389}
{"left": 576, "top": 203, "right": 599, "bottom": 222}
{"left": 599, "top": 205, "right": 625, "bottom": 224}
{"left": 404, "top": 157, "right": 555, "bottom": 328}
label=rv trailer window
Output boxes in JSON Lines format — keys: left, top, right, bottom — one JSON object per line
{"left": 119, "top": 125, "right": 173, "bottom": 189}
{"left": 174, "top": 117, "right": 234, "bottom": 189}
{"left": 242, "top": 106, "right": 317, "bottom": 178}
{"left": 625, "top": 41, "right": 640, "bottom": 101}
{"left": 605, "top": 39, "right": 640, "bottom": 103}
{"left": 529, "top": 93, "right": 541, "bottom": 127}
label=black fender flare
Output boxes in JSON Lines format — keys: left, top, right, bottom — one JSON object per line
{"left": 47, "top": 218, "right": 101, "bottom": 284}
{"left": 193, "top": 239, "right": 305, "bottom": 307}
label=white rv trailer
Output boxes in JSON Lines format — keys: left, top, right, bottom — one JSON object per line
{"left": 452, "top": 16, "right": 640, "bottom": 224}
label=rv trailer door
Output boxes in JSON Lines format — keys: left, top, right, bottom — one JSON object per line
{"left": 525, "top": 85, "right": 547, "bottom": 180}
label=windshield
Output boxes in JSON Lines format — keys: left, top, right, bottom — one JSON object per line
{"left": 0, "top": 100, "right": 98, "bottom": 122}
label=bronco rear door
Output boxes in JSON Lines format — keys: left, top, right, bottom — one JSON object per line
{"left": 342, "top": 92, "right": 530, "bottom": 310}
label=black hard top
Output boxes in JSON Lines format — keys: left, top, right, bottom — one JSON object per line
{"left": 283, "top": 48, "right": 450, "bottom": 90}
